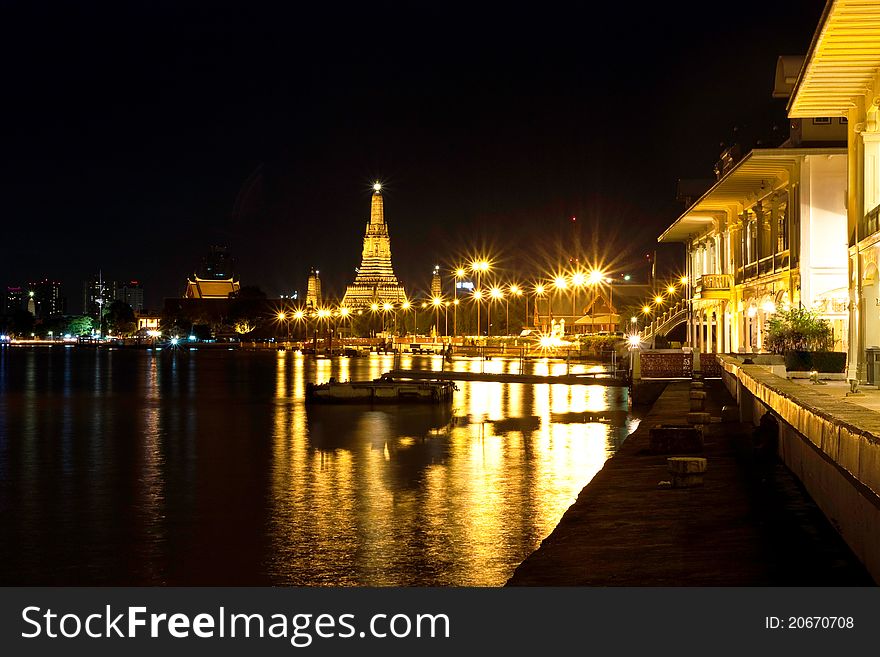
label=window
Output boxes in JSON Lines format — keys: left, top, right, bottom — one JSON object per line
{"left": 777, "top": 206, "right": 788, "bottom": 252}
{"left": 839, "top": 117, "right": 848, "bottom": 124}
{"left": 812, "top": 117, "right": 832, "bottom": 125}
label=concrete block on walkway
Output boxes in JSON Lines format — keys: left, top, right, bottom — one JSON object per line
{"left": 649, "top": 425, "right": 703, "bottom": 454}
{"left": 667, "top": 457, "right": 707, "bottom": 488}
{"left": 667, "top": 457, "right": 707, "bottom": 474}
{"left": 687, "top": 412, "right": 711, "bottom": 425}
{"left": 689, "top": 390, "right": 707, "bottom": 400}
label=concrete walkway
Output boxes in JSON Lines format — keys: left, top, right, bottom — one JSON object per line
{"left": 507, "top": 380, "right": 873, "bottom": 586}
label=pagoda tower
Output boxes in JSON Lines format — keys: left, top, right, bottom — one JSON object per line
{"left": 342, "top": 183, "right": 407, "bottom": 309}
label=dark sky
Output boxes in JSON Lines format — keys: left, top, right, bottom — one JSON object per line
{"left": 0, "top": 0, "right": 826, "bottom": 312}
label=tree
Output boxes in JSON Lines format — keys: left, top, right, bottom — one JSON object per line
{"left": 66, "top": 316, "right": 95, "bottom": 336}
{"left": 105, "top": 300, "right": 137, "bottom": 336}
{"left": 228, "top": 286, "right": 266, "bottom": 334}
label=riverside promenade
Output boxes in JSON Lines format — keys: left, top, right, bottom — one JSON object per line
{"left": 507, "top": 379, "right": 874, "bottom": 586}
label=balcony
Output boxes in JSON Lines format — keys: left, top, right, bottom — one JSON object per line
{"left": 694, "top": 274, "right": 732, "bottom": 298}
{"left": 861, "top": 203, "right": 880, "bottom": 243}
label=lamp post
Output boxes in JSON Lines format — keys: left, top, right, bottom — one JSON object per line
{"left": 454, "top": 267, "right": 466, "bottom": 336}
{"left": 489, "top": 286, "right": 503, "bottom": 337}
{"left": 508, "top": 284, "right": 522, "bottom": 336}
{"left": 472, "top": 289, "right": 483, "bottom": 339}
{"left": 471, "top": 260, "right": 490, "bottom": 335}
{"left": 383, "top": 301, "right": 394, "bottom": 337}
{"left": 293, "top": 309, "right": 305, "bottom": 341}
{"left": 401, "top": 300, "right": 411, "bottom": 336}
{"left": 431, "top": 296, "right": 442, "bottom": 336}
{"left": 586, "top": 269, "right": 605, "bottom": 335}
{"left": 534, "top": 283, "right": 545, "bottom": 330}
{"left": 571, "top": 271, "right": 586, "bottom": 332}
{"left": 277, "top": 311, "right": 289, "bottom": 342}
{"left": 370, "top": 302, "right": 380, "bottom": 338}
{"left": 553, "top": 275, "right": 568, "bottom": 335}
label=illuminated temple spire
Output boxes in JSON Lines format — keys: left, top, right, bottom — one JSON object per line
{"left": 342, "top": 183, "right": 407, "bottom": 309}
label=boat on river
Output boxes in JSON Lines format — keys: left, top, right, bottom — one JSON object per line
{"left": 306, "top": 374, "right": 457, "bottom": 404}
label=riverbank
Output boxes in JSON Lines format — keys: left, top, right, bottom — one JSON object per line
{"left": 507, "top": 379, "right": 873, "bottom": 585}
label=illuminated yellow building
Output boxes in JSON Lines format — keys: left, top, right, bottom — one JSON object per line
{"left": 342, "top": 184, "right": 407, "bottom": 309}
{"left": 788, "top": 0, "right": 880, "bottom": 380}
{"left": 659, "top": 54, "right": 849, "bottom": 353}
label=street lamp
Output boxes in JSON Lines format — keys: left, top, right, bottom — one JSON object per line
{"left": 454, "top": 267, "right": 467, "bottom": 336}
{"left": 277, "top": 311, "right": 290, "bottom": 341}
{"left": 509, "top": 284, "right": 522, "bottom": 335}
{"left": 472, "top": 289, "right": 484, "bottom": 337}
{"left": 401, "top": 300, "right": 411, "bottom": 335}
{"left": 553, "top": 275, "right": 568, "bottom": 335}
{"left": 534, "top": 283, "right": 546, "bottom": 330}
{"left": 571, "top": 271, "right": 586, "bottom": 332}
{"left": 431, "top": 296, "right": 442, "bottom": 336}
{"left": 470, "top": 260, "right": 490, "bottom": 334}
{"left": 489, "top": 286, "right": 503, "bottom": 336}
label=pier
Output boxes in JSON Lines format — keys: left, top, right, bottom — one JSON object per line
{"left": 508, "top": 379, "right": 873, "bottom": 585}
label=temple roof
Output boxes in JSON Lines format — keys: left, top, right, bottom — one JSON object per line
{"left": 184, "top": 277, "right": 241, "bottom": 299}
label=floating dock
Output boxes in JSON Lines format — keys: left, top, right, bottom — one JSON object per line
{"left": 306, "top": 377, "right": 457, "bottom": 403}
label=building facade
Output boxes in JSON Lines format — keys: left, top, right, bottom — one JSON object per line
{"left": 660, "top": 148, "right": 848, "bottom": 354}
{"left": 342, "top": 184, "right": 407, "bottom": 309}
{"left": 788, "top": 0, "right": 880, "bottom": 381}
{"left": 115, "top": 280, "right": 144, "bottom": 312}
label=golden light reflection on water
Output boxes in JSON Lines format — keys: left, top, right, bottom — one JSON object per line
{"left": 267, "top": 355, "right": 635, "bottom": 586}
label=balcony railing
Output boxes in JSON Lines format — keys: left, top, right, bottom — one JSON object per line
{"left": 775, "top": 250, "right": 789, "bottom": 271}
{"left": 862, "top": 203, "right": 880, "bottom": 241}
{"left": 695, "top": 274, "right": 732, "bottom": 292}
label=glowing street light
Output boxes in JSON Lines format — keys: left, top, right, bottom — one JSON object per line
{"left": 642, "top": 305, "right": 652, "bottom": 315}
{"left": 509, "top": 284, "right": 523, "bottom": 333}
{"left": 432, "top": 296, "right": 442, "bottom": 335}
{"left": 488, "top": 286, "right": 503, "bottom": 337}
{"left": 471, "top": 260, "right": 491, "bottom": 335}
{"left": 654, "top": 295, "right": 664, "bottom": 305}
{"left": 680, "top": 276, "right": 689, "bottom": 286}
{"left": 667, "top": 285, "right": 676, "bottom": 295}
{"left": 453, "top": 267, "right": 467, "bottom": 336}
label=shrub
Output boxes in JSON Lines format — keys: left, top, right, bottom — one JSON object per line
{"left": 764, "top": 307, "right": 831, "bottom": 354}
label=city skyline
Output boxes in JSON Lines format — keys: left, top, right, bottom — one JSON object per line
{"left": 0, "top": 1, "right": 826, "bottom": 310}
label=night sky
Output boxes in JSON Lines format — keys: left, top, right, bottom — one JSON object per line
{"left": 0, "top": 1, "right": 826, "bottom": 312}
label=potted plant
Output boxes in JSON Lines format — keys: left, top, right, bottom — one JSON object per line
{"left": 764, "top": 307, "right": 845, "bottom": 372}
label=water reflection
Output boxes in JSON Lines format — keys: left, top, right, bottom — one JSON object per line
{"left": 0, "top": 348, "right": 636, "bottom": 586}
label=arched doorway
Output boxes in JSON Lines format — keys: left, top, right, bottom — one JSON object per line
{"left": 863, "top": 263, "right": 880, "bottom": 349}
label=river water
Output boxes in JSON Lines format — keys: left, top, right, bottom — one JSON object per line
{"left": 0, "top": 346, "right": 638, "bottom": 586}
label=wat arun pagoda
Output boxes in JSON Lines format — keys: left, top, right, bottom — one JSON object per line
{"left": 342, "top": 183, "right": 407, "bottom": 309}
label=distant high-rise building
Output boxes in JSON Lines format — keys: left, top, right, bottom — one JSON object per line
{"left": 115, "top": 281, "right": 144, "bottom": 312}
{"left": 306, "top": 268, "right": 322, "bottom": 308}
{"left": 83, "top": 273, "right": 114, "bottom": 319}
{"left": 27, "top": 279, "right": 65, "bottom": 318}
{"left": 342, "top": 183, "right": 407, "bottom": 309}
{"left": 198, "top": 245, "right": 236, "bottom": 280}
{"left": 4, "top": 287, "right": 27, "bottom": 315}
{"left": 431, "top": 265, "right": 442, "bottom": 298}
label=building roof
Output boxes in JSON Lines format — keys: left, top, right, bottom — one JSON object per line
{"left": 184, "top": 277, "right": 241, "bottom": 299}
{"left": 788, "top": 0, "right": 880, "bottom": 117}
{"left": 658, "top": 147, "right": 846, "bottom": 243}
